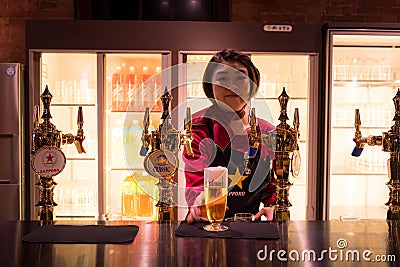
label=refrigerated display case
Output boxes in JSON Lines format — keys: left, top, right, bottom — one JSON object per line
{"left": 104, "top": 53, "right": 167, "bottom": 221}
{"left": 180, "top": 53, "right": 315, "bottom": 220}
{"left": 33, "top": 53, "right": 99, "bottom": 219}
{"left": 27, "top": 20, "right": 322, "bottom": 221}
{"left": 29, "top": 51, "right": 169, "bottom": 220}
{"left": 251, "top": 54, "right": 311, "bottom": 220}
{"left": 325, "top": 26, "right": 400, "bottom": 220}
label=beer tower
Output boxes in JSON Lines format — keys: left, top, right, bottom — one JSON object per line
{"left": 141, "top": 87, "right": 193, "bottom": 222}
{"left": 249, "top": 87, "right": 301, "bottom": 221}
{"left": 352, "top": 89, "right": 400, "bottom": 220}
{"left": 31, "top": 86, "right": 85, "bottom": 221}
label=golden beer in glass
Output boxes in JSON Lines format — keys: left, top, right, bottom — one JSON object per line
{"left": 203, "top": 167, "right": 229, "bottom": 232}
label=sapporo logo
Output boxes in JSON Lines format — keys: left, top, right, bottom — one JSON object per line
{"left": 123, "top": 62, "right": 275, "bottom": 207}
{"left": 43, "top": 151, "right": 57, "bottom": 167}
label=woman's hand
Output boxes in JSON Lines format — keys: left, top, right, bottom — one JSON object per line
{"left": 253, "top": 206, "right": 274, "bottom": 221}
{"left": 186, "top": 192, "right": 207, "bottom": 224}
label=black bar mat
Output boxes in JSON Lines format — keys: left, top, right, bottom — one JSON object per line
{"left": 22, "top": 225, "right": 139, "bottom": 244}
{"left": 175, "top": 221, "right": 280, "bottom": 239}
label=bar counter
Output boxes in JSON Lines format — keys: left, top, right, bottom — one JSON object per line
{"left": 1, "top": 219, "right": 399, "bottom": 266}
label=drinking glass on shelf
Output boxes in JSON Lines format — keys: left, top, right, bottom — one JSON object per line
{"left": 101, "top": 211, "right": 122, "bottom": 222}
{"left": 334, "top": 57, "right": 347, "bottom": 80}
{"left": 203, "top": 166, "right": 229, "bottom": 232}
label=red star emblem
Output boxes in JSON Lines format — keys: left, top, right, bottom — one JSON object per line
{"left": 45, "top": 153, "right": 54, "bottom": 163}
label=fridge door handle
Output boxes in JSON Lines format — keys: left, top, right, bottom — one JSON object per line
{"left": 12, "top": 134, "right": 20, "bottom": 183}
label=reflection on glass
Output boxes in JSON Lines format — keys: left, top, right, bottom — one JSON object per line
{"left": 204, "top": 239, "right": 227, "bottom": 267}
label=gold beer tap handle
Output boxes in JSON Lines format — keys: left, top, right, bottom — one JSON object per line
{"left": 353, "top": 109, "right": 366, "bottom": 148}
{"left": 183, "top": 107, "right": 194, "bottom": 156}
{"left": 161, "top": 87, "right": 172, "bottom": 120}
{"left": 60, "top": 107, "right": 86, "bottom": 153}
{"left": 140, "top": 107, "right": 151, "bottom": 156}
{"left": 250, "top": 110, "right": 275, "bottom": 152}
{"left": 40, "top": 85, "right": 53, "bottom": 120}
{"left": 293, "top": 108, "right": 300, "bottom": 138}
{"left": 355, "top": 108, "right": 382, "bottom": 146}
{"left": 33, "top": 105, "right": 40, "bottom": 130}
{"left": 278, "top": 87, "right": 289, "bottom": 128}
{"left": 74, "top": 106, "right": 85, "bottom": 154}
{"left": 31, "top": 105, "right": 42, "bottom": 154}
{"left": 352, "top": 108, "right": 383, "bottom": 157}
{"left": 249, "top": 107, "right": 260, "bottom": 149}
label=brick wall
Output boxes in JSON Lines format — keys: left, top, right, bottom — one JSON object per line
{"left": 232, "top": 0, "right": 400, "bottom": 23}
{"left": 0, "top": 0, "right": 74, "bottom": 64}
{"left": 1, "top": 0, "right": 400, "bottom": 64}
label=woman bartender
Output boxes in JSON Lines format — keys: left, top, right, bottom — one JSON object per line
{"left": 182, "top": 49, "right": 276, "bottom": 223}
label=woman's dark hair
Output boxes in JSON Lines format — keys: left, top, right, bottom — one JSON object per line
{"left": 202, "top": 48, "right": 260, "bottom": 100}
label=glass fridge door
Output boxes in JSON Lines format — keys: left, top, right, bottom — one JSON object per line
{"left": 40, "top": 53, "right": 98, "bottom": 219}
{"left": 327, "top": 32, "right": 400, "bottom": 219}
{"left": 180, "top": 52, "right": 317, "bottom": 220}
{"left": 104, "top": 53, "right": 168, "bottom": 220}
{"left": 251, "top": 54, "right": 313, "bottom": 221}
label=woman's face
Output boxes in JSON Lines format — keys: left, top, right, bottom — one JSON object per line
{"left": 211, "top": 60, "right": 251, "bottom": 112}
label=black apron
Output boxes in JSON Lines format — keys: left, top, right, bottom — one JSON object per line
{"left": 206, "top": 119, "right": 272, "bottom": 218}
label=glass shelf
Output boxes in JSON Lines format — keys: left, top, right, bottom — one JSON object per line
{"left": 52, "top": 103, "right": 96, "bottom": 107}
{"left": 332, "top": 126, "right": 390, "bottom": 129}
{"left": 332, "top": 172, "right": 387, "bottom": 176}
{"left": 110, "top": 167, "right": 146, "bottom": 171}
{"left": 333, "top": 80, "right": 400, "bottom": 89}
{"left": 66, "top": 157, "right": 97, "bottom": 161}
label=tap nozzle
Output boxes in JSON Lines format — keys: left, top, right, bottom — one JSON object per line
{"left": 140, "top": 107, "right": 151, "bottom": 156}
{"left": 33, "top": 105, "right": 40, "bottom": 130}
{"left": 74, "top": 106, "right": 85, "bottom": 153}
{"left": 183, "top": 107, "right": 193, "bottom": 156}
{"left": 249, "top": 107, "right": 260, "bottom": 149}
{"left": 293, "top": 108, "right": 300, "bottom": 136}
{"left": 352, "top": 109, "right": 366, "bottom": 157}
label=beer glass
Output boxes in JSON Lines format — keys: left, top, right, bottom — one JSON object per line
{"left": 203, "top": 166, "right": 229, "bottom": 232}
{"left": 234, "top": 213, "right": 253, "bottom": 222}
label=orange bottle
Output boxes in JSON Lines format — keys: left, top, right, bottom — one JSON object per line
{"left": 139, "top": 66, "right": 152, "bottom": 110}
{"left": 112, "top": 66, "right": 123, "bottom": 111}
{"left": 122, "top": 174, "right": 138, "bottom": 218}
{"left": 138, "top": 172, "right": 155, "bottom": 218}
{"left": 153, "top": 66, "right": 163, "bottom": 112}
{"left": 125, "top": 66, "right": 138, "bottom": 111}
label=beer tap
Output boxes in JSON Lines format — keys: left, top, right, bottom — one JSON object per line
{"left": 141, "top": 87, "right": 193, "bottom": 222}
{"left": 351, "top": 89, "right": 400, "bottom": 220}
{"left": 249, "top": 87, "right": 301, "bottom": 221}
{"left": 61, "top": 107, "right": 86, "bottom": 153}
{"left": 31, "top": 85, "right": 85, "bottom": 221}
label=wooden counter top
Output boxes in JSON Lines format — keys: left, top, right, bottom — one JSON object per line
{"left": 0, "top": 220, "right": 398, "bottom": 266}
